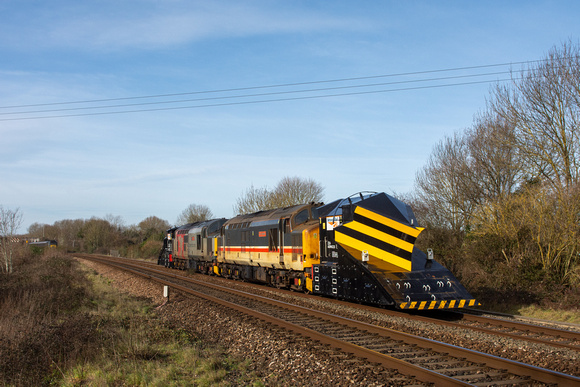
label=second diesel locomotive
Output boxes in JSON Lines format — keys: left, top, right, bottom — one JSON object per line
{"left": 158, "top": 192, "right": 479, "bottom": 311}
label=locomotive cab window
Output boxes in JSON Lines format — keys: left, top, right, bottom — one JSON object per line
{"left": 293, "top": 209, "right": 309, "bottom": 226}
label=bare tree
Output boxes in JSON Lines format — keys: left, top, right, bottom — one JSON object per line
{"left": 270, "top": 176, "right": 325, "bottom": 208}
{"left": 491, "top": 41, "right": 580, "bottom": 193}
{"left": 414, "top": 132, "right": 475, "bottom": 231}
{"left": 52, "top": 219, "right": 84, "bottom": 251}
{"left": 102, "top": 214, "right": 126, "bottom": 247}
{"left": 234, "top": 184, "right": 272, "bottom": 215}
{"left": 104, "top": 214, "right": 125, "bottom": 230}
{"left": 464, "top": 111, "right": 528, "bottom": 229}
{"left": 234, "top": 177, "right": 324, "bottom": 215}
{"left": 27, "top": 222, "right": 46, "bottom": 239}
{"left": 138, "top": 216, "right": 170, "bottom": 240}
{"left": 76, "top": 217, "right": 127, "bottom": 254}
{"left": 467, "top": 111, "right": 523, "bottom": 202}
{"left": 0, "top": 206, "right": 23, "bottom": 274}
{"left": 176, "top": 204, "right": 213, "bottom": 225}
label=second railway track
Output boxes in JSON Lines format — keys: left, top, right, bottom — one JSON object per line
{"left": 77, "top": 254, "right": 580, "bottom": 386}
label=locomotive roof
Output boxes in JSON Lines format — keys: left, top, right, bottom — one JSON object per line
{"left": 174, "top": 218, "right": 226, "bottom": 232}
{"left": 226, "top": 203, "right": 310, "bottom": 226}
{"left": 317, "top": 192, "right": 419, "bottom": 227}
{"left": 188, "top": 218, "right": 226, "bottom": 233}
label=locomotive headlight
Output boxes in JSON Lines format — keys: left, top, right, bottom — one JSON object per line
{"left": 427, "top": 248, "right": 434, "bottom": 260}
{"left": 362, "top": 250, "right": 369, "bottom": 262}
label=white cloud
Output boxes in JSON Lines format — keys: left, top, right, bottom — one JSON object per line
{"left": 3, "top": 1, "right": 366, "bottom": 52}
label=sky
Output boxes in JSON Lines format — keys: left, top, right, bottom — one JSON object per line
{"left": 1, "top": 0, "right": 578, "bottom": 233}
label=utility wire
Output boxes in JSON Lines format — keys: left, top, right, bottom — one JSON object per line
{"left": 0, "top": 70, "right": 511, "bottom": 116}
{"left": 0, "top": 58, "right": 549, "bottom": 122}
{"left": 0, "top": 59, "right": 542, "bottom": 110}
{"left": 0, "top": 78, "right": 513, "bottom": 122}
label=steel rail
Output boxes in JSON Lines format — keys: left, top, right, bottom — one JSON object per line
{"left": 459, "top": 313, "right": 580, "bottom": 347}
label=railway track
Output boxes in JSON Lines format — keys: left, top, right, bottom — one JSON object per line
{"left": 76, "top": 254, "right": 580, "bottom": 386}
{"left": 338, "top": 303, "right": 580, "bottom": 353}
{"left": 190, "top": 261, "right": 580, "bottom": 352}
{"left": 135, "top": 255, "right": 580, "bottom": 354}
{"left": 455, "top": 311, "right": 580, "bottom": 351}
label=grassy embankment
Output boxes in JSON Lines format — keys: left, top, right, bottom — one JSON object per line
{"left": 0, "top": 250, "right": 261, "bottom": 386}
{"left": 515, "top": 305, "right": 580, "bottom": 324}
{"left": 472, "top": 283, "right": 580, "bottom": 324}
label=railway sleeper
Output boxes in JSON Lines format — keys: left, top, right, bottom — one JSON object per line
{"left": 432, "top": 366, "right": 485, "bottom": 374}
{"left": 453, "top": 371, "right": 512, "bottom": 380}
{"left": 471, "top": 378, "right": 530, "bottom": 386}
{"left": 386, "top": 350, "right": 431, "bottom": 358}
{"left": 408, "top": 355, "right": 447, "bottom": 363}
{"left": 423, "top": 360, "right": 472, "bottom": 369}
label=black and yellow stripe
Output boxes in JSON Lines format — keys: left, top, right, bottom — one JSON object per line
{"left": 399, "top": 299, "right": 480, "bottom": 310}
{"left": 334, "top": 206, "right": 423, "bottom": 272}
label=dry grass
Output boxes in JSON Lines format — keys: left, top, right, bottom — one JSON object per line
{"left": 0, "top": 251, "right": 95, "bottom": 386}
{"left": 517, "top": 304, "right": 580, "bottom": 324}
{"left": 0, "top": 251, "right": 260, "bottom": 386}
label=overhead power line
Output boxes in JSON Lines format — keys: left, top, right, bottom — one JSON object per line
{"left": 0, "top": 59, "right": 547, "bottom": 122}
{"left": 0, "top": 79, "right": 514, "bottom": 122}
{"left": 0, "top": 70, "right": 512, "bottom": 117}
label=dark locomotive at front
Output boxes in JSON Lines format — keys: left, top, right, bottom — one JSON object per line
{"left": 158, "top": 192, "right": 478, "bottom": 311}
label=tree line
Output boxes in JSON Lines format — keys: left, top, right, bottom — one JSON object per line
{"left": 26, "top": 215, "right": 171, "bottom": 258}
{"left": 411, "top": 41, "right": 580, "bottom": 302}
{"left": 0, "top": 176, "right": 324, "bottom": 273}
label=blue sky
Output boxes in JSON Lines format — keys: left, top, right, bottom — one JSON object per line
{"left": 1, "top": 1, "right": 578, "bottom": 233}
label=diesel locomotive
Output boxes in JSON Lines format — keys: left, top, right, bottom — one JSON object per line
{"left": 158, "top": 192, "right": 479, "bottom": 310}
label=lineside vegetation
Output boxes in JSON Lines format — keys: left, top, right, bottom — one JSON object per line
{"left": 0, "top": 250, "right": 260, "bottom": 386}
{"left": 411, "top": 41, "right": 580, "bottom": 311}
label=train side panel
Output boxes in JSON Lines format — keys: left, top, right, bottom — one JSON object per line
{"left": 217, "top": 204, "right": 319, "bottom": 288}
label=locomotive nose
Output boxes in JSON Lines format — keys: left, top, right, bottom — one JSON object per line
{"left": 319, "top": 192, "right": 478, "bottom": 310}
